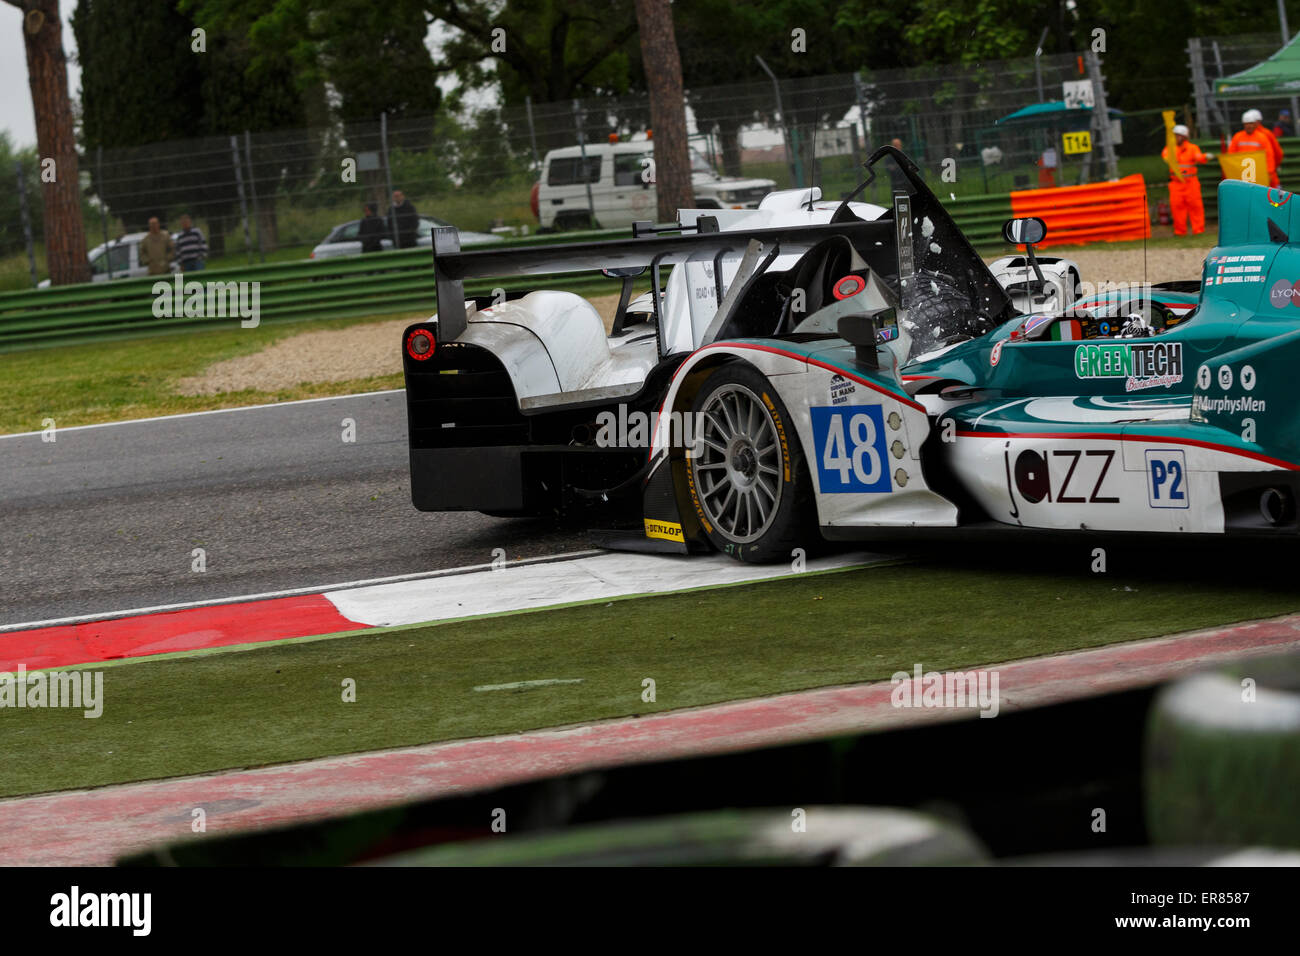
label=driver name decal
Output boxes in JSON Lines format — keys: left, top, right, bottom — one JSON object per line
{"left": 1073, "top": 342, "right": 1183, "bottom": 391}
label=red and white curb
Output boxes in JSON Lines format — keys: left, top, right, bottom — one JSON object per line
{"left": 2, "top": 614, "right": 1297, "bottom": 866}
{"left": 0, "top": 550, "right": 889, "bottom": 672}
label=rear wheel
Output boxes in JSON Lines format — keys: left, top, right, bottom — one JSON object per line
{"left": 686, "top": 364, "right": 815, "bottom": 563}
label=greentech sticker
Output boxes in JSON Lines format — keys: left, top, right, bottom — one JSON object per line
{"left": 1074, "top": 341, "right": 1183, "bottom": 391}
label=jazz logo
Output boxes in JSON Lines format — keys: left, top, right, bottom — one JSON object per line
{"left": 1147, "top": 449, "right": 1189, "bottom": 509}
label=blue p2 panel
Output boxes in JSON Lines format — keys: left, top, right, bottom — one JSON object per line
{"left": 1146, "top": 449, "right": 1189, "bottom": 509}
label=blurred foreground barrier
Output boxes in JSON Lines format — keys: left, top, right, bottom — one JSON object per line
{"left": 1009, "top": 173, "right": 1150, "bottom": 248}
{"left": 371, "top": 807, "right": 988, "bottom": 866}
{"left": 1145, "top": 653, "right": 1300, "bottom": 848}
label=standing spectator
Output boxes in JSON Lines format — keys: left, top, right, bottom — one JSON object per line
{"left": 1229, "top": 109, "right": 1284, "bottom": 188}
{"left": 388, "top": 190, "right": 418, "bottom": 249}
{"left": 174, "top": 214, "right": 208, "bottom": 272}
{"left": 358, "top": 202, "right": 386, "bottom": 253}
{"left": 1161, "top": 125, "right": 1214, "bottom": 236}
{"left": 139, "top": 216, "right": 174, "bottom": 276}
{"left": 1274, "top": 109, "right": 1294, "bottom": 139}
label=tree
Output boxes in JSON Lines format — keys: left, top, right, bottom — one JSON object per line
{"left": 674, "top": 0, "right": 770, "bottom": 176}
{"left": 77, "top": 0, "right": 321, "bottom": 254}
{"left": 308, "top": 0, "right": 442, "bottom": 152}
{"left": 634, "top": 0, "right": 692, "bottom": 220}
{"left": 3, "top": 0, "right": 89, "bottom": 284}
{"left": 433, "top": 0, "right": 641, "bottom": 110}
{"left": 0, "top": 132, "right": 43, "bottom": 258}
{"left": 1077, "top": 0, "right": 1300, "bottom": 109}
{"left": 185, "top": 0, "right": 441, "bottom": 151}
{"left": 674, "top": 0, "right": 885, "bottom": 181}
{"left": 72, "top": 0, "right": 206, "bottom": 227}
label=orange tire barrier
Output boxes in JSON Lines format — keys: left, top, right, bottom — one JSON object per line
{"left": 1009, "top": 173, "right": 1150, "bottom": 249}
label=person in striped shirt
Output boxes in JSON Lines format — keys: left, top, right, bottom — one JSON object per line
{"left": 175, "top": 215, "right": 208, "bottom": 272}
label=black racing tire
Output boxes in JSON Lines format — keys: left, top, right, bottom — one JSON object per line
{"left": 684, "top": 363, "right": 817, "bottom": 563}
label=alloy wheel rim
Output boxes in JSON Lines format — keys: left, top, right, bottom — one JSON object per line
{"left": 691, "top": 384, "right": 783, "bottom": 543}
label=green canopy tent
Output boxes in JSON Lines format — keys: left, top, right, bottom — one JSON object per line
{"left": 995, "top": 101, "right": 1123, "bottom": 126}
{"left": 1215, "top": 33, "right": 1300, "bottom": 97}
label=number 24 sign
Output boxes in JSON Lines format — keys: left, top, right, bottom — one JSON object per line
{"left": 1062, "top": 131, "right": 1092, "bottom": 155}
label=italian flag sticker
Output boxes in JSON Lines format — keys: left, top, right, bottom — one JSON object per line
{"left": 1050, "top": 320, "right": 1083, "bottom": 341}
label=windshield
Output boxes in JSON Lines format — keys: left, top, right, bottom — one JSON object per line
{"left": 859, "top": 149, "right": 1015, "bottom": 362}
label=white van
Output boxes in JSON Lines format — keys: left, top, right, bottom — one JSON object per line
{"left": 533, "top": 140, "right": 776, "bottom": 231}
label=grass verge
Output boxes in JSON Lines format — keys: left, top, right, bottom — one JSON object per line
{"left": 0, "top": 311, "right": 420, "bottom": 435}
{"left": 3, "top": 558, "right": 1297, "bottom": 798}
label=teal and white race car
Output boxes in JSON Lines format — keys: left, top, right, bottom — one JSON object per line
{"left": 404, "top": 147, "right": 1295, "bottom": 562}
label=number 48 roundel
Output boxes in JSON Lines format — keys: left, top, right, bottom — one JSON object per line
{"left": 810, "top": 406, "right": 893, "bottom": 493}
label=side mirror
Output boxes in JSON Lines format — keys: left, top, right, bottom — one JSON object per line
{"left": 1002, "top": 217, "right": 1047, "bottom": 245}
{"left": 837, "top": 308, "right": 896, "bottom": 370}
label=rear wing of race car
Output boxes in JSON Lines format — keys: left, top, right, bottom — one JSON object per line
{"left": 430, "top": 218, "right": 896, "bottom": 350}
{"left": 429, "top": 144, "right": 1014, "bottom": 353}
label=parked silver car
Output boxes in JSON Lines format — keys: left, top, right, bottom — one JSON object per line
{"left": 310, "top": 214, "right": 503, "bottom": 259}
{"left": 38, "top": 232, "right": 179, "bottom": 287}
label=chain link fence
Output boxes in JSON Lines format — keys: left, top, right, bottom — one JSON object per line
{"left": 1187, "top": 32, "right": 1298, "bottom": 140}
{"left": 1, "top": 46, "right": 1253, "bottom": 288}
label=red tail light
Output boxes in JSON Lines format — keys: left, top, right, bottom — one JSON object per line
{"left": 530, "top": 182, "right": 540, "bottom": 220}
{"left": 406, "top": 328, "right": 436, "bottom": 361}
{"left": 833, "top": 275, "right": 866, "bottom": 300}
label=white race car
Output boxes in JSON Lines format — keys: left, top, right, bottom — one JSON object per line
{"left": 987, "top": 253, "right": 1081, "bottom": 315}
{"left": 403, "top": 148, "right": 1283, "bottom": 565}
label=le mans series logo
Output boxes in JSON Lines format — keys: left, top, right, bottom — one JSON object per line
{"left": 1074, "top": 342, "right": 1183, "bottom": 391}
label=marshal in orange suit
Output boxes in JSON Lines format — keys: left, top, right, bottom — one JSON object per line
{"left": 1161, "top": 125, "right": 1214, "bottom": 236}
{"left": 1228, "top": 108, "right": 1284, "bottom": 188}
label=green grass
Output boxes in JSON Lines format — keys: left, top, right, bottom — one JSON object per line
{"left": 0, "top": 248, "right": 46, "bottom": 292}
{"left": 0, "top": 268, "right": 629, "bottom": 435}
{"left": 4, "top": 557, "right": 1298, "bottom": 799}
{"left": 0, "top": 310, "right": 418, "bottom": 435}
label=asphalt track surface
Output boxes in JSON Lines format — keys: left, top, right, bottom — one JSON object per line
{"left": 0, "top": 390, "right": 594, "bottom": 627}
